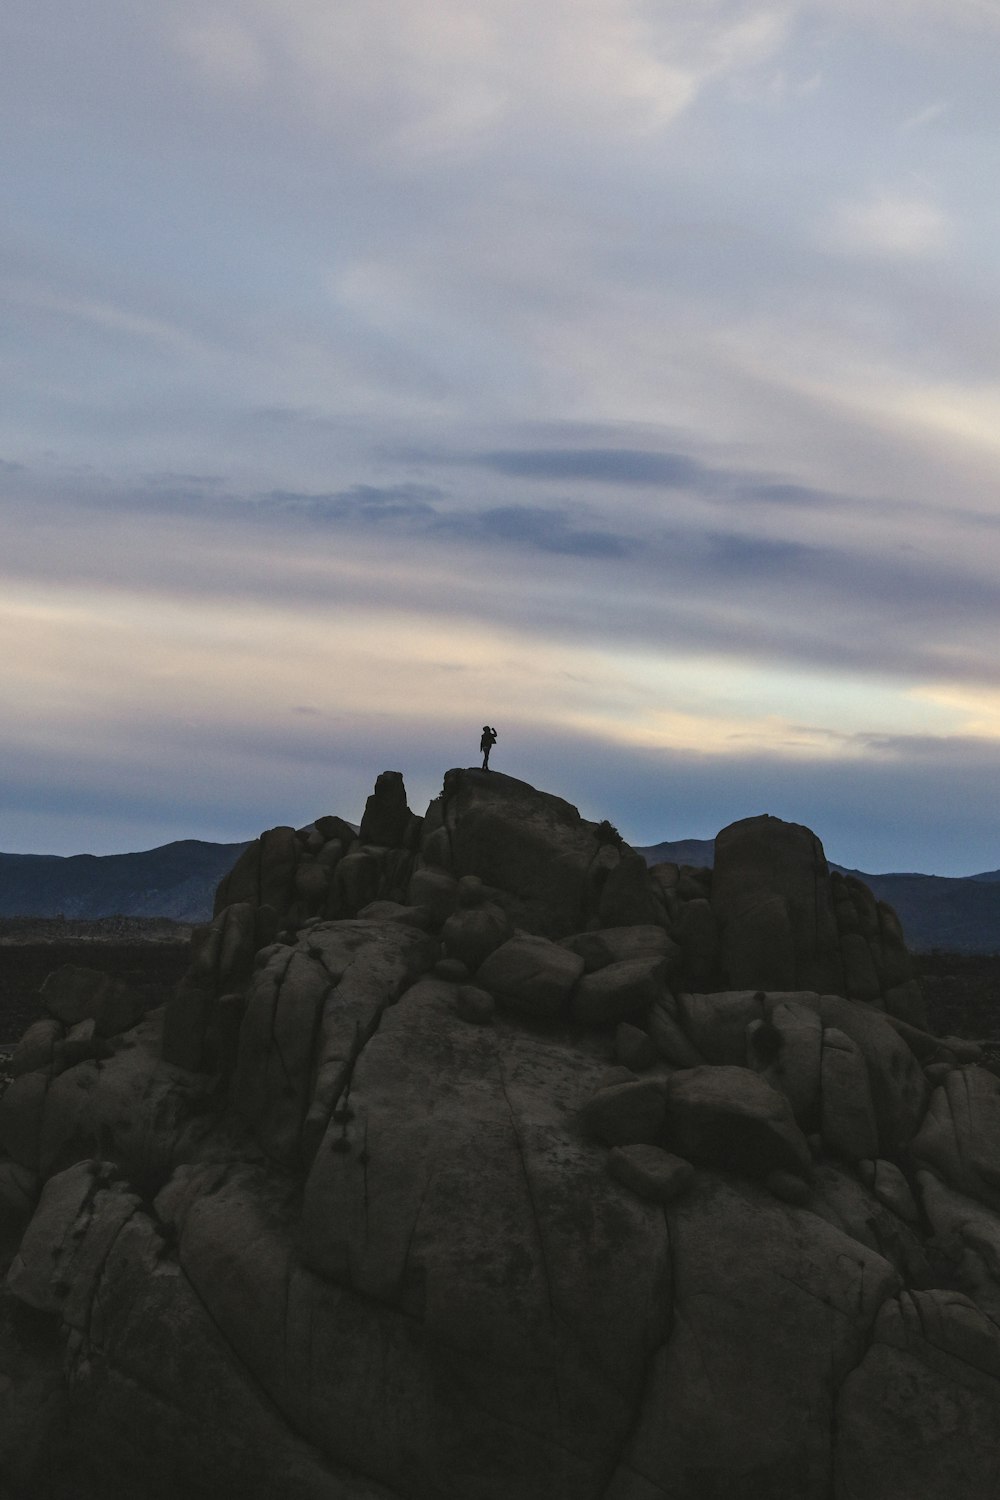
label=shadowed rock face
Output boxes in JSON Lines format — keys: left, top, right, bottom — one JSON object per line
{"left": 1, "top": 770, "right": 997, "bottom": 1499}
{"left": 713, "top": 814, "right": 843, "bottom": 993}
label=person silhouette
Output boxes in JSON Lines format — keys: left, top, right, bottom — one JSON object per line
{"left": 480, "top": 725, "right": 498, "bottom": 770}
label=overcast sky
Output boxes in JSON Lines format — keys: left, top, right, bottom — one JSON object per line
{"left": 3, "top": 1, "right": 1000, "bottom": 873}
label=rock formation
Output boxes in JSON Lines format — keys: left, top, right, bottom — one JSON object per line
{"left": 0, "top": 768, "right": 998, "bottom": 1499}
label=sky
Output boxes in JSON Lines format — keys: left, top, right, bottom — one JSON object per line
{"left": 3, "top": 0, "right": 1000, "bottom": 873}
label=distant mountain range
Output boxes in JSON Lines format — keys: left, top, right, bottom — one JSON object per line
{"left": 0, "top": 841, "right": 251, "bottom": 924}
{"left": 2, "top": 832, "right": 1000, "bottom": 952}
{"left": 638, "top": 839, "right": 1000, "bottom": 954}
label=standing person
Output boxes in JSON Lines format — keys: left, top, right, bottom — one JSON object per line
{"left": 480, "top": 725, "right": 498, "bottom": 770}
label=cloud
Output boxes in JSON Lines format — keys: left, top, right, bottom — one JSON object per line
{"left": 163, "top": 0, "right": 796, "bottom": 157}
{"left": 261, "top": 484, "right": 443, "bottom": 525}
{"left": 4, "top": 0, "right": 1000, "bottom": 878}
{"left": 470, "top": 445, "right": 850, "bottom": 511}
{"left": 817, "top": 0, "right": 1000, "bottom": 43}
{"left": 899, "top": 101, "right": 950, "bottom": 134}
{"left": 7, "top": 452, "right": 1000, "bottom": 703}
{"left": 443, "top": 505, "right": 630, "bottom": 558}
{"left": 823, "top": 191, "right": 953, "bottom": 260}
{"left": 474, "top": 447, "right": 706, "bottom": 487}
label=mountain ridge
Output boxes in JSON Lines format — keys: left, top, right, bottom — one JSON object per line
{"left": 1, "top": 827, "right": 999, "bottom": 950}
{"left": 0, "top": 839, "right": 251, "bottom": 923}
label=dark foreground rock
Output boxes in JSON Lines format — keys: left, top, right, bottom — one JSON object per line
{"left": 0, "top": 769, "right": 998, "bottom": 1499}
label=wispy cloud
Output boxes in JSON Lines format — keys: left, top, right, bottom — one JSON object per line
{"left": 823, "top": 190, "right": 953, "bottom": 260}
{"left": 3, "top": 0, "right": 1000, "bottom": 871}
{"left": 899, "top": 100, "right": 950, "bottom": 134}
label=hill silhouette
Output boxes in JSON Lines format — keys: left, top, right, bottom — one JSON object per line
{"left": 0, "top": 840, "right": 251, "bottom": 922}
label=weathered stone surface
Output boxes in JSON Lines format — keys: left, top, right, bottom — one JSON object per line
{"left": 432, "top": 955, "right": 469, "bottom": 982}
{"left": 835, "top": 1291, "right": 1000, "bottom": 1500}
{"left": 440, "top": 768, "right": 615, "bottom": 936}
{"left": 873, "top": 1159, "right": 920, "bottom": 1224}
{"left": 721, "top": 892, "right": 798, "bottom": 991}
{"left": 560, "top": 925, "right": 678, "bottom": 974}
{"left": 441, "top": 899, "right": 513, "bottom": 970}
{"left": 647, "top": 995, "right": 704, "bottom": 1067}
{"left": 39, "top": 965, "right": 142, "bottom": 1036}
{"left": 52, "top": 1017, "right": 100, "bottom": 1073}
{"left": 406, "top": 865, "right": 458, "bottom": 923}
{"left": 37, "top": 1019, "right": 215, "bottom": 1185}
{"left": 821, "top": 1026, "right": 880, "bottom": 1161}
{"left": 333, "top": 848, "right": 383, "bottom": 915}
{"left": 356, "top": 899, "right": 432, "bottom": 929}
{"left": 605, "top": 1175, "right": 898, "bottom": 1500}
{"left": 289, "top": 981, "right": 671, "bottom": 1495}
{"left": 357, "top": 770, "right": 415, "bottom": 848}
{"left": 677, "top": 988, "right": 765, "bottom": 1064}
{"left": 475, "top": 933, "right": 584, "bottom": 1018}
{"left": 580, "top": 1077, "right": 670, "bottom": 1147}
{"left": 765, "top": 1168, "right": 811, "bottom": 1204}
{"left": 455, "top": 984, "right": 494, "bottom": 1024}
{"left": 294, "top": 858, "right": 332, "bottom": 911}
{"left": 163, "top": 901, "right": 261, "bottom": 1070}
{"left": 840, "top": 930, "right": 882, "bottom": 1004}
{"left": 666, "top": 1065, "right": 813, "bottom": 1178}
{"left": 11, "top": 1019, "right": 63, "bottom": 1078}
{"left": 917, "top": 1169, "right": 1000, "bottom": 1290}
{"left": 761, "top": 997, "right": 823, "bottom": 1123}
{"left": 315, "top": 814, "right": 359, "bottom": 847}
{"left": 816, "top": 993, "right": 928, "bottom": 1152}
{"left": 572, "top": 957, "right": 668, "bottom": 1026}
{"left": 607, "top": 1144, "right": 694, "bottom": 1203}
{"left": 234, "top": 920, "right": 435, "bottom": 1166}
{"left": 6, "top": 1190, "right": 390, "bottom": 1500}
{"left": 911, "top": 1066, "right": 1000, "bottom": 1211}
{"left": 803, "top": 1162, "right": 930, "bottom": 1291}
{"left": 8, "top": 1159, "right": 140, "bottom": 1319}
{"left": 6, "top": 768, "right": 997, "bottom": 1500}
{"left": 0, "top": 1161, "right": 37, "bottom": 1267}
{"left": 674, "top": 897, "right": 718, "bottom": 990}
{"left": 884, "top": 977, "right": 928, "bottom": 1028}
{"left": 614, "top": 1022, "right": 658, "bottom": 1072}
{"left": 257, "top": 826, "right": 299, "bottom": 913}
{"left": 597, "top": 852, "right": 666, "bottom": 929}
{"left": 0, "top": 1071, "right": 48, "bottom": 1171}
{"left": 712, "top": 815, "right": 844, "bottom": 994}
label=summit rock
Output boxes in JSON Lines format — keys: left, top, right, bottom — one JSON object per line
{"left": 0, "top": 768, "right": 996, "bottom": 1500}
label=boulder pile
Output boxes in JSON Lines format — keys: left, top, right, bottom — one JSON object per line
{"left": 0, "top": 768, "right": 998, "bottom": 1499}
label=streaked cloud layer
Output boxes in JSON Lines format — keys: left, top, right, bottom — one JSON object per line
{"left": 2, "top": 1, "right": 1000, "bottom": 873}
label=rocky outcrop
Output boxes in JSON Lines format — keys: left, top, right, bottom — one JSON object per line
{"left": 1, "top": 768, "right": 998, "bottom": 1499}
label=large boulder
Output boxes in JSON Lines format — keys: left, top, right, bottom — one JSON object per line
{"left": 357, "top": 770, "right": 416, "bottom": 848}
{"left": 712, "top": 815, "right": 844, "bottom": 994}
{"left": 665, "top": 1065, "right": 813, "bottom": 1179}
{"left": 911, "top": 1066, "right": 1000, "bottom": 1213}
{"left": 835, "top": 1291, "right": 1000, "bottom": 1500}
{"left": 439, "top": 769, "right": 624, "bottom": 936}
{"left": 233, "top": 920, "right": 436, "bottom": 1167}
{"left": 604, "top": 1174, "right": 899, "bottom": 1499}
{"left": 820, "top": 1026, "right": 880, "bottom": 1161}
{"left": 572, "top": 957, "right": 669, "bottom": 1026}
{"left": 2, "top": 767, "right": 993, "bottom": 1500}
{"left": 560, "top": 925, "right": 679, "bottom": 975}
{"left": 39, "top": 966, "right": 143, "bottom": 1037}
{"left": 475, "top": 933, "right": 584, "bottom": 1019}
